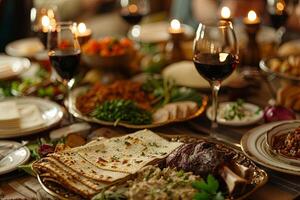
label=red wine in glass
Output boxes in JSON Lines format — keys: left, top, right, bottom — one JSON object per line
{"left": 193, "top": 53, "right": 238, "bottom": 82}
{"left": 49, "top": 49, "right": 81, "bottom": 80}
{"left": 269, "top": 10, "right": 288, "bottom": 29}
{"left": 120, "top": 11, "right": 144, "bottom": 25}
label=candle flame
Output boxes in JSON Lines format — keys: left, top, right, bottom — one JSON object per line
{"left": 41, "top": 15, "right": 50, "bottom": 27}
{"left": 247, "top": 10, "right": 257, "bottom": 21}
{"left": 170, "top": 19, "right": 181, "bottom": 30}
{"left": 78, "top": 23, "right": 87, "bottom": 34}
{"left": 221, "top": 6, "right": 231, "bottom": 19}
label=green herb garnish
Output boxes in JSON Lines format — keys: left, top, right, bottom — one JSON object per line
{"left": 192, "top": 175, "right": 224, "bottom": 200}
{"left": 223, "top": 99, "right": 248, "bottom": 120}
{"left": 91, "top": 99, "right": 152, "bottom": 125}
{"left": 142, "top": 76, "right": 202, "bottom": 108}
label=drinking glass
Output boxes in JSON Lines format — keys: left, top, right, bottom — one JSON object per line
{"left": 47, "top": 22, "right": 81, "bottom": 122}
{"left": 120, "top": 0, "right": 150, "bottom": 26}
{"left": 267, "top": 0, "right": 291, "bottom": 44}
{"left": 193, "top": 21, "right": 238, "bottom": 138}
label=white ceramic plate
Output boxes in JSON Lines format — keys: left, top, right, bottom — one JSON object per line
{"left": 0, "top": 55, "right": 31, "bottom": 80}
{"left": 241, "top": 120, "right": 300, "bottom": 175}
{"left": 162, "top": 61, "right": 240, "bottom": 89}
{"left": 128, "top": 22, "right": 194, "bottom": 43}
{"left": 206, "top": 102, "right": 263, "bottom": 126}
{"left": 0, "top": 97, "right": 64, "bottom": 138}
{"left": 0, "top": 141, "right": 30, "bottom": 175}
{"left": 5, "top": 37, "right": 44, "bottom": 58}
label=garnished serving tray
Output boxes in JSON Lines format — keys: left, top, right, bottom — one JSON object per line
{"left": 68, "top": 87, "right": 208, "bottom": 129}
{"left": 37, "top": 134, "right": 268, "bottom": 200}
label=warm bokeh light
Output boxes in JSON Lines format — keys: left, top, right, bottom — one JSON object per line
{"left": 276, "top": 2, "right": 285, "bottom": 11}
{"left": 128, "top": 4, "right": 138, "bottom": 13}
{"left": 78, "top": 22, "right": 87, "bottom": 34}
{"left": 221, "top": 6, "right": 231, "bottom": 19}
{"left": 41, "top": 15, "right": 50, "bottom": 27}
{"left": 247, "top": 10, "right": 257, "bottom": 22}
{"left": 170, "top": 19, "right": 181, "bottom": 31}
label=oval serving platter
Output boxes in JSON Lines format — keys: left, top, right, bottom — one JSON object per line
{"left": 68, "top": 87, "right": 208, "bottom": 129}
{"left": 259, "top": 58, "right": 300, "bottom": 82}
{"left": 37, "top": 134, "right": 268, "bottom": 200}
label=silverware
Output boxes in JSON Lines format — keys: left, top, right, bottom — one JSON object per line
{"left": 0, "top": 141, "right": 28, "bottom": 161}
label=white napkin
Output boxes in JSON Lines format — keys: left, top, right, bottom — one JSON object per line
{"left": 0, "top": 102, "right": 20, "bottom": 128}
{"left": 18, "top": 104, "right": 44, "bottom": 129}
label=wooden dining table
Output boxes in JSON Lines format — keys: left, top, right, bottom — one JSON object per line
{"left": 0, "top": 66, "right": 300, "bottom": 200}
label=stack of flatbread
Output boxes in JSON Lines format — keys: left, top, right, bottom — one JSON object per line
{"left": 33, "top": 130, "right": 183, "bottom": 198}
{"left": 0, "top": 101, "right": 44, "bottom": 131}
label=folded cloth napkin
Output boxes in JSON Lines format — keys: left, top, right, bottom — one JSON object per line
{"left": 18, "top": 104, "right": 44, "bottom": 129}
{"left": 0, "top": 101, "right": 20, "bottom": 129}
{"left": 0, "top": 102, "right": 44, "bottom": 130}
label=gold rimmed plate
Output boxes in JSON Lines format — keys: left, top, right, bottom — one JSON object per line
{"left": 241, "top": 120, "right": 300, "bottom": 175}
{"left": 36, "top": 134, "right": 268, "bottom": 200}
{"left": 68, "top": 87, "right": 208, "bottom": 129}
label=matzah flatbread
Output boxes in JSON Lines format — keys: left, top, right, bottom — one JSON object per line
{"left": 52, "top": 151, "right": 129, "bottom": 182}
{"left": 78, "top": 130, "right": 183, "bottom": 174}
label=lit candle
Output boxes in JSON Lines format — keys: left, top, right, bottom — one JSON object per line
{"left": 169, "top": 19, "right": 183, "bottom": 34}
{"left": 221, "top": 6, "right": 231, "bottom": 20}
{"left": 77, "top": 22, "right": 92, "bottom": 45}
{"left": 243, "top": 10, "right": 261, "bottom": 25}
{"left": 41, "top": 15, "right": 50, "bottom": 32}
{"left": 77, "top": 23, "right": 92, "bottom": 37}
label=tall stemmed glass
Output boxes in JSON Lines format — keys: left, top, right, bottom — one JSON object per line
{"left": 120, "top": 0, "right": 150, "bottom": 26}
{"left": 267, "top": 0, "right": 291, "bottom": 44}
{"left": 193, "top": 21, "right": 238, "bottom": 138}
{"left": 47, "top": 22, "right": 81, "bottom": 122}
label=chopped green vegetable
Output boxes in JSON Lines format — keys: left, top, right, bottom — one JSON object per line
{"left": 142, "top": 76, "right": 202, "bottom": 108}
{"left": 223, "top": 99, "right": 248, "bottom": 120}
{"left": 91, "top": 99, "right": 152, "bottom": 125}
{"left": 192, "top": 175, "right": 224, "bottom": 200}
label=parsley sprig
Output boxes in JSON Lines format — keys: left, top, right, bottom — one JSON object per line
{"left": 192, "top": 175, "right": 224, "bottom": 200}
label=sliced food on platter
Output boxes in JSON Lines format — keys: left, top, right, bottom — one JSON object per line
{"left": 70, "top": 76, "right": 207, "bottom": 128}
{"left": 34, "top": 130, "right": 268, "bottom": 200}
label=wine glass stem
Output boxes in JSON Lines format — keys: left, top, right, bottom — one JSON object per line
{"left": 64, "top": 79, "right": 75, "bottom": 124}
{"left": 210, "top": 81, "right": 221, "bottom": 138}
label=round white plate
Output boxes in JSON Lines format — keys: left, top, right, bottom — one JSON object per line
{"left": 162, "top": 61, "right": 239, "bottom": 89}
{"left": 0, "top": 97, "right": 64, "bottom": 138}
{"left": 206, "top": 102, "right": 263, "bottom": 126}
{"left": 129, "top": 21, "right": 194, "bottom": 43}
{"left": 241, "top": 120, "right": 300, "bottom": 175}
{"left": 5, "top": 37, "right": 44, "bottom": 58}
{"left": 0, "top": 141, "right": 30, "bottom": 175}
{"left": 0, "top": 55, "right": 31, "bottom": 80}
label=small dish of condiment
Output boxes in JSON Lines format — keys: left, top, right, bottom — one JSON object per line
{"left": 266, "top": 121, "right": 300, "bottom": 165}
{"left": 207, "top": 99, "right": 263, "bottom": 126}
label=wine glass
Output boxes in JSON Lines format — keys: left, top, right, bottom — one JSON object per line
{"left": 193, "top": 21, "right": 238, "bottom": 138}
{"left": 120, "top": 0, "right": 150, "bottom": 26}
{"left": 266, "top": 0, "right": 291, "bottom": 44}
{"left": 47, "top": 22, "right": 81, "bottom": 122}
{"left": 31, "top": 5, "right": 58, "bottom": 48}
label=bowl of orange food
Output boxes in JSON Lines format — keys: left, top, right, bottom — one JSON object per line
{"left": 82, "top": 37, "right": 134, "bottom": 70}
